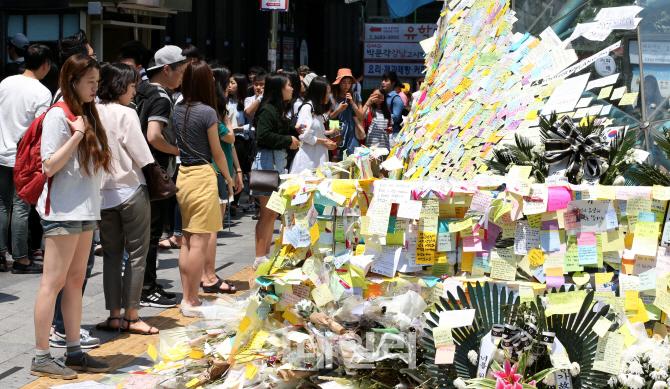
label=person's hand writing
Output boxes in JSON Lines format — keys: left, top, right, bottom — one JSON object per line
{"left": 290, "top": 136, "right": 300, "bottom": 149}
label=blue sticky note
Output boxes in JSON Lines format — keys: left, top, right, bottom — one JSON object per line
{"left": 255, "top": 277, "right": 275, "bottom": 287}
{"left": 638, "top": 211, "right": 656, "bottom": 222}
{"left": 423, "top": 277, "right": 440, "bottom": 288}
{"left": 540, "top": 231, "right": 560, "bottom": 252}
{"left": 387, "top": 216, "right": 397, "bottom": 233}
{"left": 438, "top": 219, "right": 451, "bottom": 234}
{"left": 605, "top": 208, "right": 619, "bottom": 229}
{"left": 578, "top": 245, "right": 598, "bottom": 265}
{"left": 534, "top": 265, "right": 546, "bottom": 283}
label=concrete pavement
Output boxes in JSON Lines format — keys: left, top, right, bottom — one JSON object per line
{"left": 0, "top": 201, "right": 275, "bottom": 389}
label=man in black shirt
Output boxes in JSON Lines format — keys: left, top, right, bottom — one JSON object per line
{"left": 134, "top": 46, "right": 186, "bottom": 308}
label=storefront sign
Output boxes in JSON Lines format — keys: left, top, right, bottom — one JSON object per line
{"left": 364, "top": 23, "right": 436, "bottom": 42}
{"left": 364, "top": 62, "right": 426, "bottom": 77}
{"left": 261, "top": 0, "right": 288, "bottom": 11}
{"left": 364, "top": 42, "right": 425, "bottom": 61}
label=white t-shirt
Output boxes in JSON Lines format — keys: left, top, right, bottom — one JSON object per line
{"left": 289, "top": 103, "right": 328, "bottom": 174}
{"left": 38, "top": 107, "right": 102, "bottom": 221}
{"left": 0, "top": 75, "right": 52, "bottom": 167}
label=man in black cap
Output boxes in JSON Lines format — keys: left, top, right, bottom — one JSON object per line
{"left": 4, "top": 33, "right": 30, "bottom": 78}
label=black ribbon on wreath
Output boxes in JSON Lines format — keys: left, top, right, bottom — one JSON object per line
{"left": 544, "top": 115, "right": 610, "bottom": 180}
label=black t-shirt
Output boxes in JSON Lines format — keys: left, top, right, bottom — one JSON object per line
{"left": 134, "top": 82, "right": 176, "bottom": 172}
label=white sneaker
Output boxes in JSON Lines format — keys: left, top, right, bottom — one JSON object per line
{"left": 179, "top": 299, "right": 212, "bottom": 317}
{"left": 252, "top": 256, "right": 269, "bottom": 270}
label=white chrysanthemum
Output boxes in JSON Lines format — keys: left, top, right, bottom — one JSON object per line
{"left": 628, "top": 360, "right": 644, "bottom": 375}
{"left": 650, "top": 354, "right": 670, "bottom": 370}
{"left": 468, "top": 350, "right": 478, "bottom": 365}
{"left": 652, "top": 369, "right": 669, "bottom": 381}
{"left": 628, "top": 375, "right": 646, "bottom": 389}
{"left": 526, "top": 353, "right": 536, "bottom": 366}
{"left": 295, "top": 299, "right": 313, "bottom": 311}
{"left": 454, "top": 378, "right": 467, "bottom": 389}
{"left": 608, "top": 375, "right": 618, "bottom": 388}
{"left": 619, "top": 374, "right": 631, "bottom": 387}
{"left": 654, "top": 381, "right": 668, "bottom": 389}
{"left": 569, "top": 362, "right": 580, "bottom": 377}
{"left": 538, "top": 296, "right": 550, "bottom": 309}
{"left": 601, "top": 161, "right": 609, "bottom": 172}
{"left": 494, "top": 349, "right": 505, "bottom": 364}
{"left": 543, "top": 373, "right": 556, "bottom": 386}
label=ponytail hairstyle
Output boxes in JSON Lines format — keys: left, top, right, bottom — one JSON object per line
{"left": 59, "top": 54, "right": 112, "bottom": 176}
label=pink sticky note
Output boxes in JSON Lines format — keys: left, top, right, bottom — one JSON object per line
{"left": 577, "top": 231, "right": 597, "bottom": 246}
{"left": 462, "top": 235, "right": 483, "bottom": 252}
{"left": 547, "top": 186, "right": 572, "bottom": 211}
{"left": 563, "top": 211, "right": 581, "bottom": 230}
{"left": 546, "top": 275, "right": 565, "bottom": 290}
{"left": 435, "top": 345, "right": 456, "bottom": 364}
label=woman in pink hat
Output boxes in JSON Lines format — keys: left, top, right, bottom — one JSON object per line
{"left": 328, "top": 68, "right": 366, "bottom": 162}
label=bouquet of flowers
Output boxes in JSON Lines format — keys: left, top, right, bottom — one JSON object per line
{"left": 608, "top": 336, "right": 670, "bottom": 389}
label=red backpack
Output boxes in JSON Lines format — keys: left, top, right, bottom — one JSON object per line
{"left": 14, "top": 102, "right": 75, "bottom": 215}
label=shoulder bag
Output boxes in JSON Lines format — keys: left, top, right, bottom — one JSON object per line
{"left": 249, "top": 149, "right": 280, "bottom": 193}
{"left": 142, "top": 160, "right": 178, "bottom": 201}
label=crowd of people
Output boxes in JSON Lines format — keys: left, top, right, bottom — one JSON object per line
{"left": 0, "top": 30, "right": 418, "bottom": 380}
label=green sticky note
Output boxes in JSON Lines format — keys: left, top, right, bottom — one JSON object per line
{"left": 432, "top": 263, "right": 449, "bottom": 277}
{"left": 255, "top": 260, "right": 272, "bottom": 276}
{"left": 528, "top": 213, "right": 542, "bottom": 229}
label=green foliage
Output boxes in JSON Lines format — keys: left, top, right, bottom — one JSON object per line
{"left": 629, "top": 126, "right": 670, "bottom": 186}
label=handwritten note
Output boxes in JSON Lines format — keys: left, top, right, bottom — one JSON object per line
{"left": 433, "top": 326, "right": 454, "bottom": 346}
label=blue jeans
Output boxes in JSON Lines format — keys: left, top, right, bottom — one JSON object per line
{"left": 53, "top": 240, "right": 95, "bottom": 334}
{"left": 0, "top": 165, "right": 30, "bottom": 260}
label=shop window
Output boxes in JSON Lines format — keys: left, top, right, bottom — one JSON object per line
{"left": 27, "top": 15, "right": 60, "bottom": 42}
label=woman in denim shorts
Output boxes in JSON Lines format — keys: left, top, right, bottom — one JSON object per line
{"left": 250, "top": 72, "right": 301, "bottom": 269}
{"left": 31, "top": 55, "right": 113, "bottom": 379}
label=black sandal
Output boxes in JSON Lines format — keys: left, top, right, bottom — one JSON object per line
{"left": 96, "top": 317, "right": 121, "bottom": 332}
{"left": 202, "top": 278, "right": 236, "bottom": 294}
{"left": 121, "top": 317, "right": 159, "bottom": 335}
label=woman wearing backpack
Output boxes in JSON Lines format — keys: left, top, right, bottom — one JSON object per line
{"left": 94, "top": 63, "right": 157, "bottom": 336}
{"left": 173, "top": 60, "right": 234, "bottom": 317}
{"left": 289, "top": 75, "right": 338, "bottom": 174}
{"left": 31, "top": 54, "right": 113, "bottom": 379}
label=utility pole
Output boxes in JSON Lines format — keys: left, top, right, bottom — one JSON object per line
{"left": 269, "top": 10, "right": 278, "bottom": 71}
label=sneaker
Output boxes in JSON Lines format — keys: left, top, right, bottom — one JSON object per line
{"left": 140, "top": 288, "right": 177, "bottom": 308}
{"left": 0, "top": 254, "right": 8, "bottom": 272}
{"left": 179, "top": 299, "right": 212, "bottom": 317}
{"left": 64, "top": 352, "right": 111, "bottom": 373}
{"left": 30, "top": 357, "right": 77, "bottom": 379}
{"left": 94, "top": 244, "right": 103, "bottom": 256}
{"left": 50, "top": 329, "right": 101, "bottom": 349}
{"left": 11, "top": 259, "right": 43, "bottom": 274}
{"left": 155, "top": 283, "right": 177, "bottom": 299}
{"left": 252, "top": 256, "right": 269, "bottom": 270}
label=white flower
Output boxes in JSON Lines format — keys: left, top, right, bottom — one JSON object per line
{"left": 538, "top": 296, "right": 550, "bottom": 309}
{"left": 624, "top": 149, "right": 637, "bottom": 165}
{"left": 629, "top": 375, "right": 646, "bottom": 389}
{"left": 526, "top": 353, "right": 536, "bottom": 366}
{"left": 608, "top": 375, "right": 618, "bottom": 388}
{"left": 454, "top": 378, "right": 467, "bottom": 389}
{"left": 619, "top": 373, "right": 631, "bottom": 387}
{"left": 543, "top": 373, "right": 556, "bottom": 386}
{"left": 613, "top": 175, "right": 625, "bottom": 186}
{"left": 601, "top": 161, "right": 609, "bottom": 172}
{"left": 295, "top": 299, "right": 313, "bottom": 311}
{"left": 569, "top": 362, "right": 580, "bottom": 376}
{"left": 651, "top": 368, "right": 668, "bottom": 381}
{"left": 628, "top": 360, "right": 644, "bottom": 375}
{"left": 494, "top": 349, "right": 506, "bottom": 364}
{"left": 654, "top": 381, "right": 669, "bottom": 389}
{"left": 531, "top": 144, "right": 545, "bottom": 157}
{"left": 468, "top": 350, "right": 478, "bottom": 365}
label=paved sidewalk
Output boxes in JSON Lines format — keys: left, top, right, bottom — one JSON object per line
{"left": 0, "top": 203, "right": 275, "bottom": 389}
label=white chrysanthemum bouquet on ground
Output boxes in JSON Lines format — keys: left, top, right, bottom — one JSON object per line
{"left": 608, "top": 336, "right": 670, "bottom": 389}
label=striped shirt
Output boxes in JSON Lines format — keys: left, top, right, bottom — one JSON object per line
{"left": 366, "top": 108, "right": 391, "bottom": 150}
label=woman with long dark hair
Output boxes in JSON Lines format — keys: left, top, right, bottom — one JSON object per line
{"left": 229, "top": 73, "right": 252, "bottom": 215}
{"left": 251, "top": 72, "right": 299, "bottom": 269}
{"left": 31, "top": 54, "right": 113, "bottom": 378}
{"left": 289, "top": 76, "right": 338, "bottom": 174}
{"left": 173, "top": 60, "right": 234, "bottom": 316}
{"left": 282, "top": 68, "right": 303, "bottom": 170}
{"left": 363, "top": 87, "right": 393, "bottom": 150}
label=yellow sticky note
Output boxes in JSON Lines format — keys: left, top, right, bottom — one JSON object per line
{"left": 185, "top": 378, "right": 201, "bottom": 388}
{"left": 618, "top": 325, "right": 638, "bottom": 347}
{"left": 282, "top": 310, "right": 299, "bottom": 325}
{"left": 653, "top": 185, "right": 670, "bottom": 201}
{"left": 449, "top": 217, "right": 472, "bottom": 232}
{"left": 153, "top": 362, "right": 167, "bottom": 371}
{"left": 266, "top": 191, "right": 287, "bottom": 213}
{"left": 239, "top": 315, "right": 251, "bottom": 333}
{"left": 619, "top": 92, "right": 639, "bottom": 106}
{"left": 147, "top": 343, "right": 158, "bottom": 361}
{"left": 245, "top": 363, "right": 258, "bottom": 379}
{"left": 433, "top": 326, "right": 454, "bottom": 346}
{"left": 598, "top": 185, "right": 616, "bottom": 200}
{"left": 189, "top": 349, "right": 204, "bottom": 360}
{"left": 528, "top": 248, "right": 545, "bottom": 266}
{"left": 309, "top": 223, "right": 320, "bottom": 246}
{"left": 311, "top": 283, "right": 334, "bottom": 306}
{"left": 625, "top": 291, "right": 639, "bottom": 311}
{"left": 355, "top": 244, "right": 365, "bottom": 255}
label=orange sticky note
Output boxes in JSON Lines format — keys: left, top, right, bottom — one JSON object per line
{"left": 368, "top": 283, "right": 383, "bottom": 297}
{"left": 435, "top": 345, "right": 456, "bottom": 364}
{"left": 545, "top": 267, "right": 563, "bottom": 277}
{"left": 624, "top": 232, "right": 634, "bottom": 247}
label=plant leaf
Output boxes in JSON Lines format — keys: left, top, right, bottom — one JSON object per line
{"left": 524, "top": 367, "right": 558, "bottom": 384}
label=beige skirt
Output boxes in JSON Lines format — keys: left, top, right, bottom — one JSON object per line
{"left": 176, "top": 164, "right": 222, "bottom": 234}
